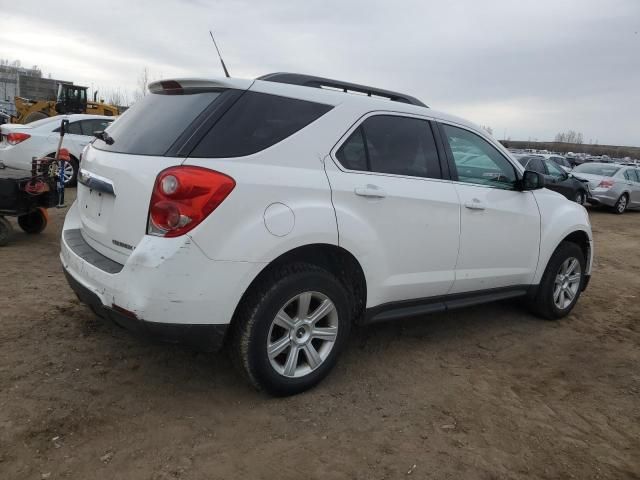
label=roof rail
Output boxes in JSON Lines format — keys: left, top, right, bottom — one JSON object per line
{"left": 257, "top": 72, "right": 427, "bottom": 108}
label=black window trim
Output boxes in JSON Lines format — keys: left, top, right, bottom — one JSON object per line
{"left": 436, "top": 120, "right": 523, "bottom": 191}
{"left": 185, "top": 89, "right": 334, "bottom": 159}
{"left": 330, "top": 111, "right": 450, "bottom": 182}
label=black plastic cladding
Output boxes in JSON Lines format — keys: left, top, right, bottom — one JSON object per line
{"left": 258, "top": 72, "right": 428, "bottom": 108}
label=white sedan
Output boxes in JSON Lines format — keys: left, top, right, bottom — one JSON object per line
{"left": 0, "top": 114, "right": 113, "bottom": 186}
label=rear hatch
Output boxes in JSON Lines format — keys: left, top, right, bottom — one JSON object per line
{"left": 77, "top": 78, "right": 252, "bottom": 263}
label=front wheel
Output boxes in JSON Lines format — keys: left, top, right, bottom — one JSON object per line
{"left": 574, "top": 190, "right": 586, "bottom": 205}
{"left": 528, "top": 242, "right": 585, "bottom": 320}
{"left": 231, "top": 263, "right": 351, "bottom": 396}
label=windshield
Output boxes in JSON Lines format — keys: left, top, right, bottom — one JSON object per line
{"left": 573, "top": 163, "right": 621, "bottom": 176}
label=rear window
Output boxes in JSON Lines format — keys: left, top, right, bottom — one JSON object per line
{"left": 94, "top": 91, "right": 222, "bottom": 156}
{"left": 189, "top": 91, "right": 332, "bottom": 158}
{"left": 573, "top": 163, "right": 621, "bottom": 176}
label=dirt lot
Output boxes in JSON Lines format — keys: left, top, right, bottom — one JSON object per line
{"left": 1, "top": 190, "right": 639, "bottom": 480}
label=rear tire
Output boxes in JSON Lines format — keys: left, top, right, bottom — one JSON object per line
{"left": 613, "top": 194, "right": 628, "bottom": 214}
{"left": 0, "top": 217, "right": 11, "bottom": 246}
{"left": 47, "top": 154, "right": 78, "bottom": 187}
{"left": 17, "top": 208, "right": 48, "bottom": 234}
{"left": 230, "top": 263, "right": 352, "bottom": 396}
{"left": 528, "top": 242, "right": 585, "bottom": 320}
{"left": 23, "top": 111, "right": 48, "bottom": 124}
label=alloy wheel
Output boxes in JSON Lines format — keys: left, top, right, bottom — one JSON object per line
{"left": 617, "top": 196, "right": 627, "bottom": 213}
{"left": 267, "top": 291, "right": 338, "bottom": 378}
{"left": 553, "top": 257, "right": 582, "bottom": 310}
{"left": 48, "top": 161, "right": 75, "bottom": 185}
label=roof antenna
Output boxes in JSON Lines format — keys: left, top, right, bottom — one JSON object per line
{"left": 209, "top": 30, "right": 230, "bottom": 78}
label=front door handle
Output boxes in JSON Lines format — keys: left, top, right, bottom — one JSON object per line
{"left": 355, "top": 185, "right": 386, "bottom": 198}
{"left": 464, "top": 199, "right": 486, "bottom": 210}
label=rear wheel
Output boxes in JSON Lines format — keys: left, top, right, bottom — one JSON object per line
{"left": 231, "top": 263, "right": 351, "bottom": 396}
{"left": 0, "top": 217, "right": 12, "bottom": 246}
{"left": 17, "top": 208, "right": 48, "bottom": 234}
{"left": 23, "top": 111, "right": 48, "bottom": 124}
{"left": 613, "top": 194, "right": 628, "bottom": 214}
{"left": 528, "top": 242, "right": 585, "bottom": 320}
{"left": 47, "top": 155, "right": 78, "bottom": 187}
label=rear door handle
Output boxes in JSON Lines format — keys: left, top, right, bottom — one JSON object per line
{"left": 464, "top": 199, "right": 486, "bottom": 210}
{"left": 355, "top": 185, "right": 386, "bottom": 198}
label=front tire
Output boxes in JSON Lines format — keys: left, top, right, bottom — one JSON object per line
{"left": 528, "top": 242, "right": 585, "bottom": 320}
{"left": 574, "top": 190, "right": 586, "bottom": 205}
{"left": 231, "top": 263, "right": 351, "bottom": 396}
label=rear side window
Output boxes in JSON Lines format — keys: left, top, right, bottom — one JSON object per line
{"left": 65, "top": 122, "right": 83, "bottom": 135}
{"left": 80, "top": 119, "right": 112, "bottom": 136}
{"left": 335, "top": 115, "right": 442, "bottom": 179}
{"left": 527, "top": 157, "right": 546, "bottom": 174}
{"left": 190, "top": 91, "right": 332, "bottom": 158}
{"left": 94, "top": 91, "right": 222, "bottom": 155}
{"left": 623, "top": 169, "right": 640, "bottom": 182}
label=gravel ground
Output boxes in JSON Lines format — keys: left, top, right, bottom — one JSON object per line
{"left": 1, "top": 190, "right": 639, "bottom": 479}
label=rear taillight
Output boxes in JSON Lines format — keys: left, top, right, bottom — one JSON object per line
{"left": 147, "top": 166, "right": 235, "bottom": 238}
{"left": 598, "top": 179, "right": 615, "bottom": 189}
{"left": 7, "top": 132, "right": 30, "bottom": 145}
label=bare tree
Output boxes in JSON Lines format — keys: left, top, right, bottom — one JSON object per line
{"left": 481, "top": 125, "right": 494, "bottom": 136}
{"left": 105, "top": 88, "right": 130, "bottom": 107}
{"left": 134, "top": 67, "right": 150, "bottom": 101}
{"left": 554, "top": 130, "right": 584, "bottom": 144}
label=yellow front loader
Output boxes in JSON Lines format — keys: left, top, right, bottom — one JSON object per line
{"left": 12, "top": 83, "right": 119, "bottom": 124}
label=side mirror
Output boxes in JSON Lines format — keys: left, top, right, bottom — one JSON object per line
{"left": 521, "top": 170, "right": 545, "bottom": 190}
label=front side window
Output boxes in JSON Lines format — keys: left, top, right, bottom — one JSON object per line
{"left": 335, "top": 115, "right": 442, "bottom": 179}
{"left": 441, "top": 124, "right": 517, "bottom": 189}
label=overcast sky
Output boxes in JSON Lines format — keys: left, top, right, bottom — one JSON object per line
{"left": 1, "top": 0, "right": 639, "bottom": 146}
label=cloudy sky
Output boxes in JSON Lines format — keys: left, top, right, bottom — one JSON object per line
{"left": 1, "top": 0, "right": 639, "bottom": 146}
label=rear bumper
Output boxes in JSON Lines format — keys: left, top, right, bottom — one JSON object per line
{"left": 63, "top": 267, "right": 228, "bottom": 350}
{"left": 60, "top": 201, "right": 266, "bottom": 349}
{"left": 588, "top": 190, "right": 619, "bottom": 207}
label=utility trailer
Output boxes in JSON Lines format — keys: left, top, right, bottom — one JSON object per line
{"left": 0, "top": 165, "right": 59, "bottom": 246}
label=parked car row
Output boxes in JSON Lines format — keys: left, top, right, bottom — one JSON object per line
{"left": 0, "top": 114, "right": 113, "bottom": 186}
{"left": 514, "top": 155, "right": 590, "bottom": 204}
{"left": 572, "top": 163, "right": 640, "bottom": 213}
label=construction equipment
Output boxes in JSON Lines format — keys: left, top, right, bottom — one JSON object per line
{"left": 11, "top": 83, "right": 119, "bottom": 124}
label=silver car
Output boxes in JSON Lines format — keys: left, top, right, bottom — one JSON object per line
{"left": 572, "top": 163, "right": 640, "bottom": 214}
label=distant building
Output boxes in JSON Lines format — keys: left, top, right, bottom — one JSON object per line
{"left": 0, "top": 64, "right": 71, "bottom": 116}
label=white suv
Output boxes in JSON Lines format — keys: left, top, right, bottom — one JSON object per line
{"left": 61, "top": 74, "right": 593, "bottom": 396}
